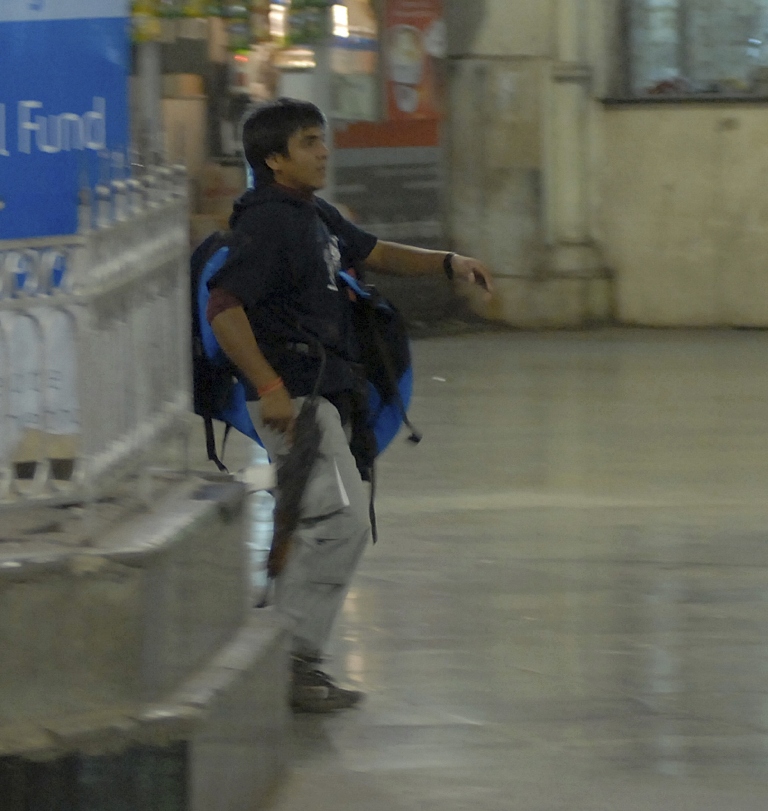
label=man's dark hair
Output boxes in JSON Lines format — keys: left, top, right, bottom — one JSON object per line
{"left": 242, "top": 98, "right": 326, "bottom": 186}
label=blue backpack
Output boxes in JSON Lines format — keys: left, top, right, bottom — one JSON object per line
{"left": 190, "top": 232, "right": 262, "bottom": 471}
{"left": 190, "top": 233, "right": 419, "bottom": 472}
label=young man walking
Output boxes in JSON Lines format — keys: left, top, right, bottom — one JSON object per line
{"left": 208, "top": 98, "right": 493, "bottom": 712}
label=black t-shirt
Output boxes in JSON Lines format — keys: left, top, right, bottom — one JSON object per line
{"left": 209, "top": 184, "right": 378, "bottom": 398}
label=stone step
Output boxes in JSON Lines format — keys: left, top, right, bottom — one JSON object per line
{"left": 0, "top": 479, "right": 255, "bottom": 726}
{"left": 0, "top": 610, "right": 290, "bottom": 811}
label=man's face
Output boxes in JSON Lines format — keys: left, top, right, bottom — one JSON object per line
{"left": 267, "top": 125, "right": 329, "bottom": 192}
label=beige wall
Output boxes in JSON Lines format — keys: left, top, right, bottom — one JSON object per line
{"left": 446, "top": 0, "right": 768, "bottom": 327}
{"left": 601, "top": 105, "right": 768, "bottom": 326}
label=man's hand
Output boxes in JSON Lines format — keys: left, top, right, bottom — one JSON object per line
{"left": 451, "top": 255, "right": 495, "bottom": 295}
{"left": 363, "top": 241, "right": 496, "bottom": 291}
{"left": 211, "top": 306, "right": 296, "bottom": 435}
{"left": 259, "top": 385, "right": 295, "bottom": 437}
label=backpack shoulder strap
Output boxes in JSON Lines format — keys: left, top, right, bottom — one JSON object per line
{"left": 197, "top": 245, "right": 231, "bottom": 362}
{"left": 338, "top": 271, "right": 421, "bottom": 446}
{"left": 338, "top": 270, "right": 369, "bottom": 299}
{"left": 204, "top": 417, "right": 229, "bottom": 473}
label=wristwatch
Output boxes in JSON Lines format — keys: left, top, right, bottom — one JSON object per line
{"left": 443, "top": 252, "right": 455, "bottom": 281}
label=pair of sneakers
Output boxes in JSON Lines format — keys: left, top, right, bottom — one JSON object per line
{"left": 290, "top": 655, "right": 364, "bottom": 713}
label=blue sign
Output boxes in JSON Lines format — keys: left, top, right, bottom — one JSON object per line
{"left": 0, "top": 1, "right": 131, "bottom": 239}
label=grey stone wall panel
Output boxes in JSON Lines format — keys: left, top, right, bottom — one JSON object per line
{"left": 0, "top": 481, "right": 251, "bottom": 727}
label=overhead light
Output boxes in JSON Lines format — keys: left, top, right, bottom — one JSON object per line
{"left": 269, "top": 3, "right": 287, "bottom": 40}
{"left": 333, "top": 4, "right": 349, "bottom": 38}
{"left": 274, "top": 47, "right": 317, "bottom": 69}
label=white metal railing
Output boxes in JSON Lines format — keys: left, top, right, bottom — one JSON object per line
{"left": 0, "top": 167, "right": 192, "bottom": 506}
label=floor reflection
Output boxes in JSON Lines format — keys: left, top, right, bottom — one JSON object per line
{"left": 227, "top": 331, "right": 768, "bottom": 810}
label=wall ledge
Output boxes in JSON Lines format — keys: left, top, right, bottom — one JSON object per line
{"left": 602, "top": 95, "right": 768, "bottom": 107}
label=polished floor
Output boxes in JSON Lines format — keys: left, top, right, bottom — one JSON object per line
{"left": 224, "top": 330, "right": 768, "bottom": 811}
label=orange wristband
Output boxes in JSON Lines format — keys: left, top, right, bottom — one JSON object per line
{"left": 257, "top": 378, "right": 285, "bottom": 398}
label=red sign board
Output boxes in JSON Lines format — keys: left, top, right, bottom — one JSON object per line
{"left": 384, "top": 0, "right": 445, "bottom": 121}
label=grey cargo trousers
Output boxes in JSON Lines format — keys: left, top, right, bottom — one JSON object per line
{"left": 248, "top": 397, "right": 372, "bottom": 656}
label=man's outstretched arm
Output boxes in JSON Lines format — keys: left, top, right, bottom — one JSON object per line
{"left": 362, "top": 241, "right": 494, "bottom": 294}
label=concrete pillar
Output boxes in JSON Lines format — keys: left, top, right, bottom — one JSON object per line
{"left": 544, "top": 0, "right": 603, "bottom": 275}
{"left": 137, "top": 40, "right": 164, "bottom": 159}
{"left": 445, "top": 0, "right": 614, "bottom": 327}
